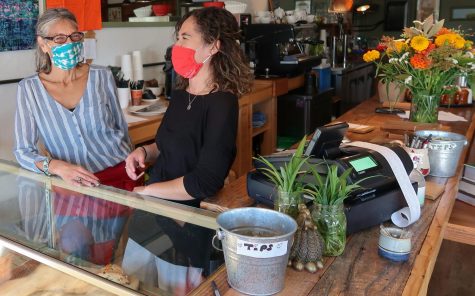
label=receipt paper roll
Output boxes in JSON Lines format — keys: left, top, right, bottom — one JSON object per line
{"left": 346, "top": 141, "right": 421, "bottom": 227}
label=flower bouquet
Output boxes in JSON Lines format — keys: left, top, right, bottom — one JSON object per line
{"left": 363, "top": 15, "right": 475, "bottom": 123}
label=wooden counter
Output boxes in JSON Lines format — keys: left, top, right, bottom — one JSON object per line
{"left": 198, "top": 97, "right": 475, "bottom": 296}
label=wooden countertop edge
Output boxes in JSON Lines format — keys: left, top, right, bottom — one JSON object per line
{"left": 403, "top": 110, "right": 475, "bottom": 295}
{"left": 127, "top": 114, "right": 164, "bottom": 128}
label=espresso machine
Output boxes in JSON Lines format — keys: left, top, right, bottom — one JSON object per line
{"left": 243, "top": 24, "right": 322, "bottom": 77}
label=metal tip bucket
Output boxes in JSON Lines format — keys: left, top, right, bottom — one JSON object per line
{"left": 414, "top": 130, "right": 467, "bottom": 177}
{"left": 213, "top": 208, "right": 297, "bottom": 295}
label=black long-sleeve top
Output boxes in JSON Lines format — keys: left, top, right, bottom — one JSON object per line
{"left": 148, "top": 89, "right": 238, "bottom": 207}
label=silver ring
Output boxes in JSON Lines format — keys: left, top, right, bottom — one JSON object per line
{"left": 75, "top": 177, "right": 82, "bottom": 183}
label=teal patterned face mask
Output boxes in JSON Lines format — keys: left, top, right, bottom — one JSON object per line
{"left": 50, "top": 42, "right": 83, "bottom": 70}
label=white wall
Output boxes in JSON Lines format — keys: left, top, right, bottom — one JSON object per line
{"left": 0, "top": 0, "right": 269, "bottom": 162}
{"left": 0, "top": 25, "right": 174, "bottom": 162}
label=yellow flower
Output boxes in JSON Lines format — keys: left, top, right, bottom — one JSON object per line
{"left": 454, "top": 35, "right": 466, "bottom": 49}
{"left": 363, "top": 50, "right": 380, "bottom": 62}
{"left": 394, "top": 41, "right": 407, "bottom": 53}
{"left": 435, "top": 33, "right": 456, "bottom": 47}
{"left": 410, "top": 36, "right": 430, "bottom": 52}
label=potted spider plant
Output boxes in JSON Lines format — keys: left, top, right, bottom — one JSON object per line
{"left": 305, "top": 164, "right": 363, "bottom": 256}
{"left": 254, "top": 137, "right": 308, "bottom": 219}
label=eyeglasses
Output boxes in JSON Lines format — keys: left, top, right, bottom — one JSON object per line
{"left": 42, "top": 32, "right": 84, "bottom": 44}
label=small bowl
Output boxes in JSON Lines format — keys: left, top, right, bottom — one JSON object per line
{"left": 378, "top": 227, "right": 412, "bottom": 262}
{"left": 152, "top": 4, "right": 171, "bottom": 16}
{"left": 259, "top": 16, "right": 272, "bottom": 24}
{"left": 256, "top": 10, "right": 270, "bottom": 17}
{"left": 146, "top": 86, "right": 163, "bottom": 96}
{"left": 203, "top": 1, "right": 225, "bottom": 8}
{"left": 134, "top": 5, "right": 152, "bottom": 17}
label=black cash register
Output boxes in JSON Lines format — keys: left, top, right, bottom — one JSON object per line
{"left": 247, "top": 122, "right": 415, "bottom": 234}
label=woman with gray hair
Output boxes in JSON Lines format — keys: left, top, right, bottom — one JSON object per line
{"left": 14, "top": 8, "right": 136, "bottom": 190}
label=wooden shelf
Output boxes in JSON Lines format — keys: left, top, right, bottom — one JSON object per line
{"left": 252, "top": 123, "right": 270, "bottom": 137}
{"left": 445, "top": 200, "right": 475, "bottom": 245}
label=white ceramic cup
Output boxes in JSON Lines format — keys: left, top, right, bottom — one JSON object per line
{"left": 117, "top": 87, "right": 131, "bottom": 109}
{"left": 286, "top": 15, "right": 297, "bottom": 24}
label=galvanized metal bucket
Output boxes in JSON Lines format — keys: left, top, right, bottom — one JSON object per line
{"left": 213, "top": 208, "right": 297, "bottom": 295}
{"left": 415, "top": 130, "right": 467, "bottom": 177}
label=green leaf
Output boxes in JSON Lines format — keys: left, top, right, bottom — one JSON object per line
{"left": 254, "top": 136, "right": 309, "bottom": 194}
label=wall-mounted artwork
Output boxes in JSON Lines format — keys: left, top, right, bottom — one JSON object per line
{"left": 451, "top": 7, "right": 475, "bottom": 20}
{"left": 0, "top": 0, "right": 39, "bottom": 52}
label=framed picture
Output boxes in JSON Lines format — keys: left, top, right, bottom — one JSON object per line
{"left": 451, "top": 7, "right": 475, "bottom": 21}
{"left": 0, "top": 0, "right": 39, "bottom": 52}
{"left": 295, "top": 0, "right": 311, "bottom": 13}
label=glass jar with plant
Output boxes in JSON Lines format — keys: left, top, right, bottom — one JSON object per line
{"left": 254, "top": 137, "right": 308, "bottom": 219}
{"left": 305, "top": 164, "right": 362, "bottom": 256}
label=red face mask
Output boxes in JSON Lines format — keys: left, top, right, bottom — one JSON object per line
{"left": 171, "top": 45, "right": 211, "bottom": 79}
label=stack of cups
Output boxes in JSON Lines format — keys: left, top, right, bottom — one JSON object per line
{"left": 117, "top": 88, "right": 131, "bottom": 109}
{"left": 118, "top": 54, "right": 133, "bottom": 109}
{"left": 121, "top": 54, "right": 134, "bottom": 82}
{"left": 132, "top": 50, "right": 144, "bottom": 82}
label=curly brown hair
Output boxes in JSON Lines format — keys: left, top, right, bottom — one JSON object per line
{"left": 174, "top": 7, "right": 253, "bottom": 97}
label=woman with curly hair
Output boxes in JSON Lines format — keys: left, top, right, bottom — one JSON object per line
{"left": 125, "top": 7, "right": 253, "bottom": 207}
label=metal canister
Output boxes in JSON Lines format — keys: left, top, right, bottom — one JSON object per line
{"left": 415, "top": 130, "right": 467, "bottom": 177}
{"left": 213, "top": 208, "right": 297, "bottom": 295}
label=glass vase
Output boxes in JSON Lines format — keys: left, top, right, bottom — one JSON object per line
{"left": 409, "top": 94, "right": 440, "bottom": 123}
{"left": 275, "top": 190, "right": 300, "bottom": 219}
{"left": 311, "top": 203, "right": 347, "bottom": 256}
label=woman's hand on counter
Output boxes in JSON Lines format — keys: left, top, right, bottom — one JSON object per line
{"left": 49, "top": 160, "right": 99, "bottom": 187}
{"left": 133, "top": 186, "right": 147, "bottom": 194}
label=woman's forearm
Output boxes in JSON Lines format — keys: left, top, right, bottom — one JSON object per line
{"left": 143, "top": 143, "right": 160, "bottom": 163}
{"left": 137, "top": 177, "right": 194, "bottom": 201}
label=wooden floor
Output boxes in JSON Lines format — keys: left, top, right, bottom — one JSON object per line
{"left": 428, "top": 240, "right": 475, "bottom": 296}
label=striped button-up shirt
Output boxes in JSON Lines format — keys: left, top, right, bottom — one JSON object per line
{"left": 14, "top": 65, "right": 131, "bottom": 173}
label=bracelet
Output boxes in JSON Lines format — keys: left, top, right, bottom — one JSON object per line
{"left": 140, "top": 146, "right": 148, "bottom": 161}
{"left": 42, "top": 157, "right": 52, "bottom": 176}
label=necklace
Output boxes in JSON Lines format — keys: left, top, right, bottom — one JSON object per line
{"left": 187, "top": 92, "right": 199, "bottom": 111}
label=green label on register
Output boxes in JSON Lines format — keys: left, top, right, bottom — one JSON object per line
{"left": 349, "top": 156, "right": 378, "bottom": 172}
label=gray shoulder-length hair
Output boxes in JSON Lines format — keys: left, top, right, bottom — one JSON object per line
{"left": 35, "top": 8, "right": 78, "bottom": 74}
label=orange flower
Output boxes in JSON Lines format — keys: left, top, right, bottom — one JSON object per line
{"left": 436, "top": 27, "right": 452, "bottom": 36}
{"left": 410, "top": 54, "right": 431, "bottom": 69}
{"left": 421, "top": 43, "right": 436, "bottom": 55}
